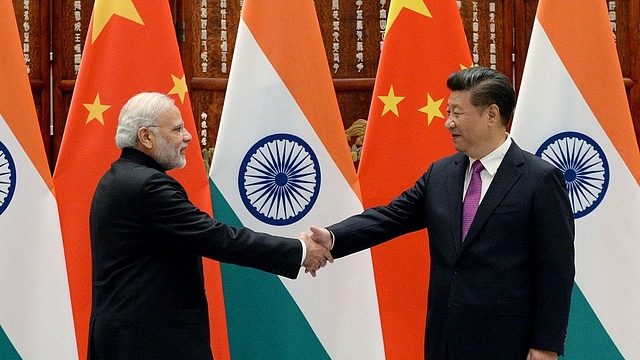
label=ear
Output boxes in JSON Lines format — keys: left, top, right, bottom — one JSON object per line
{"left": 486, "top": 104, "right": 500, "bottom": 125}
{"left": 137, "top": 127, "right": 154, "bottom": 150}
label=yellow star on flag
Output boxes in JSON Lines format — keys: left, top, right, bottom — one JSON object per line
{"left": 386, "top": 0, "right": 432, "bottom": 34}
{"left": 91, "top": 0, "right": 144, "bottom": 44}
{"left": 378, "top": 85, "right": 405, "bottom": 117}
{"left": 418, "top": 93, "right": 445, "bottom": 125}
{"left": 168, "top": 74, "right": 188, "bottom": 104}
{"left": 84, "top": 93, "right": 111, "bottom": 125}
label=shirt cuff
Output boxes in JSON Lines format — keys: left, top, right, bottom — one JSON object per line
{"left": 298, "top": 239, "right": 307, "bottom": 266}
{"left": 329, "top": 230, "right": 335, "bottom": 250}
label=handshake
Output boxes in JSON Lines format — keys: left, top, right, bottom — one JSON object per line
{"left": 299, "top": 225, "right": 333, "bottom": 277}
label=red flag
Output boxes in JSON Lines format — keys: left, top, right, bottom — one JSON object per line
{"left": 358, "top": 0, "right": 471, "bottom": 358}
{"left": 51, "top": 1, "right": 229, "bottom": 358}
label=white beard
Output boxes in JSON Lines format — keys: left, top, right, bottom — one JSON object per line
{"left": 154, "top": 134, "right": 186, "bottom": 170}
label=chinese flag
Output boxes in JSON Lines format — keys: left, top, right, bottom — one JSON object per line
{"left": 358, "top": 0, "right": 471, "bottom": 358}
{"left": 51, "top": 1, "right": 229, "bottom": 359}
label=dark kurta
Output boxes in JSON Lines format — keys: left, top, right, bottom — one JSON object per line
{"left": 89, "top": 148, "right": 302, "bottom": 359}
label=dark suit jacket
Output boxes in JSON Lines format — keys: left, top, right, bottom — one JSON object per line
{"left": 328, "top": 142, "right": 575, "bottom": 360}
{"left": 88, "top": 148, "right": 303, "bottom": 360}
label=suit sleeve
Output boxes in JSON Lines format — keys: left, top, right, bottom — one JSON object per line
{"left": 530, "top": 166, "right": 576, "bottom": 355}
{"left": 143, "top": 173, "right": 303, "bottom": 279}
{"left": 328, "top": 171, "right": 429, "bottom": 258}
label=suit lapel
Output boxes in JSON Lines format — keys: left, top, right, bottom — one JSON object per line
{"left": 461, "top": 142, "right": 524, "bottom": 249}
{"left": 448, "top": 153, "right": 468, "bottom": 254}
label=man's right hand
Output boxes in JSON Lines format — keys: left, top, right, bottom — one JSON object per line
{"left": 300, "top": 232, "right": 333, "bottom": 277}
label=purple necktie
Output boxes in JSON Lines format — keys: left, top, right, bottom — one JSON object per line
{"left": 462, "top": 160, "right": 484, "bottom": 242}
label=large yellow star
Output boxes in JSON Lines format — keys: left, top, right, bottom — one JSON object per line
{"left": 418, "top": 93, "right": 445, "bottom": 125}
{"left": 378, "top": 85, "right": 405, "bottom": 117}
{"left": 84, "top": 93, "right": 111, "bottom": 125}
{"left": 386, "top": 0, "right": 432, "bottom": 35}
{"left": 168, "top": 74, "right": 188, "bottom": 104}
{"left": 91, "top": 0, "right": 144, "bottom": 44}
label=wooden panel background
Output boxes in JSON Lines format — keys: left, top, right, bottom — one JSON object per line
{"left": 12, "top": 0, "right": 50, "bottom": 167}
{"left": 12, "top": 0, "right": 640, "bottom": 171}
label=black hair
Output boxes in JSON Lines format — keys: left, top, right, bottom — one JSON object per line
{"left": 446, "top": 66, "right": 516, "bottom": 126}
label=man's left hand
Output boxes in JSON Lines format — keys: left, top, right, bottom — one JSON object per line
{"left": 527, "top": 348, "right": 558, "bottom": 360}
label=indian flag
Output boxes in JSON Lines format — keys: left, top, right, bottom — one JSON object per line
{"left": 510, "top": 0, "right": 640, "bottom": 358}
{"left": 208, "top": 0, "right": 384, "bottom": 358}
{"left": 0, "top": 0, "right": 77, "bottom": 358}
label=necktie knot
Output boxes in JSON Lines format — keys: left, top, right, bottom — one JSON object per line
{"left": 471, "top": 160, "right": 484, "bottom": 174}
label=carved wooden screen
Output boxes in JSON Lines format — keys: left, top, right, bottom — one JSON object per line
{"left": 459, "top": 1, "right": 513, "bottom": 74}
{"left": 15, "top": 0, "right": 639, "bottom": 169}
{"left": 11, "top": 0, "right": 51, "bottom": 168}
{"left": 50, "top": 0, "right": 94, "bottom": 170}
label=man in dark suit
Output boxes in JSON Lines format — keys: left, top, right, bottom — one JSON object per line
{"left": 310, "top": 67, "right": 575, "bottom": 360}
{"left": 89, "top": 92, "right": 332, "bottom": 359}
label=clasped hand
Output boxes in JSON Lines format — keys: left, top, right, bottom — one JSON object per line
{"left": 299, "top": 226, "right": 333, "bottom": 277}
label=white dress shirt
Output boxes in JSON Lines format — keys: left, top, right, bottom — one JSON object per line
{"left": 463, "top": 134, "right": 513, "bottom": 203}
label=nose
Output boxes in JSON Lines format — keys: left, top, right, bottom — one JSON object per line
{"left": 445, "top": 116, "right": 455, "bottom": 129}
{"left": 182, "top": 127, "right": 192, "bottom": 142}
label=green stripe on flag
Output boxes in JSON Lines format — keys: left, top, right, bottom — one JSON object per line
{"left": 209, "top": 179, "right": 244, "bottom": 228}
{"left": 0, "top": 325, "right": 21, "bottom": 360}
{"left": 221, "top": 265, "right": 330, "bottom": 359}
{"left": 210, "top": 180, "right": 330, "bottom": 359}
{"left": 565, "top": 283, "right": 623, "bottom": 359}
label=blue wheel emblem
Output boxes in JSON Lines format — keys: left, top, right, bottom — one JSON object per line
{"left": 0, "top": 140, "right": 17, "bottom": 216}
{"left": 239, "top": 134, "right": 321, "bottom": 226}
{"left": 536, "top": 131, "right": 609, "bottom": 219}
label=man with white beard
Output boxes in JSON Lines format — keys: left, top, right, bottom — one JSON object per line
{"left": 88, "top": 92, "right": 331, "bottom": 359}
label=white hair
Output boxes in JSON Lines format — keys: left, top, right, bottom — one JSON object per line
{"left": 115, "top": 92, "right": 176, "bottom": 149}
